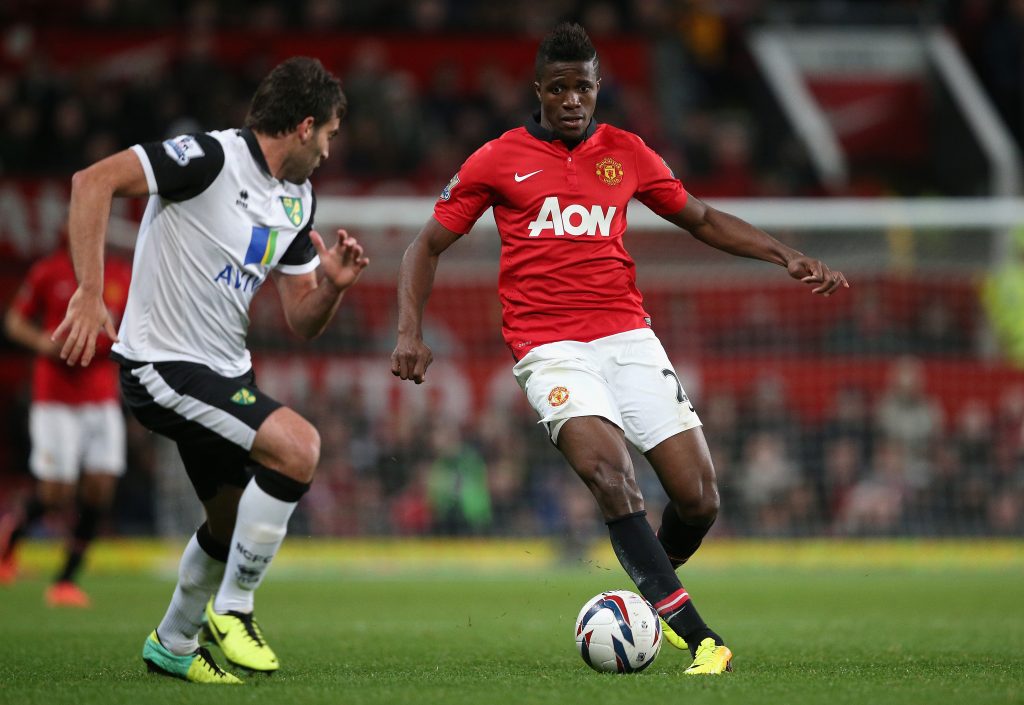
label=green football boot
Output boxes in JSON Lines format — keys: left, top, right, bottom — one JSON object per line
{"left": 142, "top": 631, "right": 242, "bottom": 684}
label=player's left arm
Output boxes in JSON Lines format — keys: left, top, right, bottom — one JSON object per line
{"left": 662, "top": 195, "right": 849, "bottom": 296}
{"left": 272, "top": 229, "right": 369, "bottom": 340}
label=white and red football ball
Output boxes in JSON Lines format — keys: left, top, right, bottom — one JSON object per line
{"left": 574, "top": 590, "right": 662, "bottom": 673}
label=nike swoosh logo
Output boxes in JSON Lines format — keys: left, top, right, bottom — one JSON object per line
{"left": 514, "top": 169, "right": 543, "bottom": 182}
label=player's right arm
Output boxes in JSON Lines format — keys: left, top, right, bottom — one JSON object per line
{"left": 54, "top": 149, "right": 149, "bottom": 367}
{"left": 393, "top": 144, "right": 496, "bottom": 384}
{"left": 56, "top": 133, "right": 224, "bottom": 366}
{"left": 391, "top": 218, "right": 462, "bottom": 384}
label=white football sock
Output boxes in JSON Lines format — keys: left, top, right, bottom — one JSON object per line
{"left": 157, "top": 533, "right": 225, "bottom": 655}
{"left": 213, "top": 478, "right": 296, "bottom": 614}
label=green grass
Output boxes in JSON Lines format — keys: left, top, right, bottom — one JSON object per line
{"left": 1, "top": 558, "right": 1022, "bottom": 704}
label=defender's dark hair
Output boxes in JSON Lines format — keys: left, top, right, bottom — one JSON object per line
{"left": 534, "top": 22, "right": 599, "bottom": 79}
{"left": 245, "top": 57, "right": 347, "bottom": 136}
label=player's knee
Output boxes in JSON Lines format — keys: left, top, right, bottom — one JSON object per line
{"left": 260, "top": 419, "right": 320, "bottom": 482}
{"left": 671, "top": 477, "right": 719, "bottom": 525}
{"left": 693, "top": 486, "right": 720, "bottom": 525}
{"left": 255, "top": 408, "right": 321, "bottom": 482}
{"left": 300, "top": 425, "right": 321, "bottom": 477}
{"left": 284, "top": 424, "right": 320, "bottom": 482}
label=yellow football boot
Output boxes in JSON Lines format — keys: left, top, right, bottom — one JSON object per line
{"left": 683, "top": 637, "right": 734, "bottom": 675}
{"left": 204, "top": 599, "right": 279, "bottom": 672}
{"left": 660, "top": 618, "right": 689, "bottom": 651}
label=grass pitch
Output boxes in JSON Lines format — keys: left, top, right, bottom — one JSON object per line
{"left": 0, "top": 540, "right": 1021, "bottom": 705}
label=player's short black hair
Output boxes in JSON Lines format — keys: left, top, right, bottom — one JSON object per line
{"left": 534, "top": 22, "right": 599, "bottom": 79}
{"left": 245, "top": 57, "right": 347, "bottom": 136}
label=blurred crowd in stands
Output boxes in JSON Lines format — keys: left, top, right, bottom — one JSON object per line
{"left": 1, "top": 0, "right": 1022, "bottom": 196}
{"left": 95, "top": 349, "right": 1024, "bottom": 547}
{"left": 2, "top": 0, "right": 1023, "bottom": 544}
{"left": 252, "top": 354, "right": 1024, "bottom": 545}
{"left": 89, "top": 294, "right": 1023, "bottom": 543}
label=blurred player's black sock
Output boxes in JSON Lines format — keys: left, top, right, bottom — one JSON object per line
{"left": 6, "top": 496, "right": 47, "bottom": 557}
{"left": 657, "top": 502, "right": 715, "bottom": 569}
{"left": 606, "top": 511, "right": 722, "bottom": 654}
{"left": 56, "top": 504, "right": 100, "bottom": 583}
{"left": 56, "top": 548, "right": 85, "bottom": 584}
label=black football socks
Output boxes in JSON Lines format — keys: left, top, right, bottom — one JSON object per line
{"left": 607, "top": 511, "right": 722, "bottom": 655}
{"left": 657, "top": 501, "right": 715, "bottom": 569}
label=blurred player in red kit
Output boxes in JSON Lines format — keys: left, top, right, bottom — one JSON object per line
{"left": 1, "top": 237, "right": 131, "bottom": 607}
{"left": 392, "top": 23, "right": 848, "bottom": 675}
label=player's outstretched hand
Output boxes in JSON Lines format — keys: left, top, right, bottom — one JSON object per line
{"left": 51, "top": 287, "right": 118, "bottom": 367}
{"left": 787, "top": 256, "right": 849, "bottom": 296}
{"left": 391, "top": 335, "right": 433, "bottom": 385}
{"left": 312, "top": 229, "right": 370, "bottom": 292}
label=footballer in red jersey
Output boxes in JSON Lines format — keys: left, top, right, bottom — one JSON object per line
{"left": 1, "top": 244, "right": 131, "bottom": 607}
{"left": 434, "top": 118, "right": 685, "bottom": 356}
{"left": 393, "top": 23, "right": 847, "bottom": 675}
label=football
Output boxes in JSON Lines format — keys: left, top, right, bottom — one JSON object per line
{"left": 574, "top": 590, "right": 662, "bottom": 673}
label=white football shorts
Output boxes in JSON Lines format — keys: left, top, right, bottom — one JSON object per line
{"left": 29, "top": 401, "right": 126, "bottom": 482}
{"left": 512, "top": 328, "right": 702, "bottom": 453}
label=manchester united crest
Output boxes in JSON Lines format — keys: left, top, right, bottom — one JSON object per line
{"left": 548, "top": 386, "right": 570, "bottom": 407}
{"left": 595, "top": 157, "right": 623, "bottom": 186}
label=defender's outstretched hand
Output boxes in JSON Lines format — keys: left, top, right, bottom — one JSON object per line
{"left": 391, "top": 335, "right": 434, "bottom": 385}
{"left": 52, "top": 287, "right": 118, "bottom": 367}
{"left": 787, "top": 256, "right": 849, "bottom": 296}
{"left": 311, "top": 229, "right": 369, "bottom": 292}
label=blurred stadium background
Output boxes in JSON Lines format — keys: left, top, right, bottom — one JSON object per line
{"left": 2, "top": 0, "right": 1024, "bottom": 554}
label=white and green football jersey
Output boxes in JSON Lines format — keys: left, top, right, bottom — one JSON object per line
{"left": 114, "top": 128, "right": 318, "bottom": 376}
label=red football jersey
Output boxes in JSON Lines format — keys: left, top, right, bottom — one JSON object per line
{"left": 434, "top": 120, "right": 687, "bottom": 357}
{"left": 11, "top": 249, "right": 131, "bottom": 404}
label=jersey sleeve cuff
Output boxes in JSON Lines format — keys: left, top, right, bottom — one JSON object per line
{"left": 130, "top": 144, "right": 158, "bottom": 195}
{"left": 276, "top": 255, "right": 320, "bottom": 275}
{"left": 653, "top": 190, "right": 688, "bottom": 216}
{"left": 432, "top": 211, "right": 469, "bottom": 236}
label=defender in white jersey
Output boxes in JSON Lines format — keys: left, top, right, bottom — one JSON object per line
{"left": 54, "top": 58, "right": 368, "bottom": 685}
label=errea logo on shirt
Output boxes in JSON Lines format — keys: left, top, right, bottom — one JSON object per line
{"left": 527, "top": 196, "right": 616, "bottom": 238}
